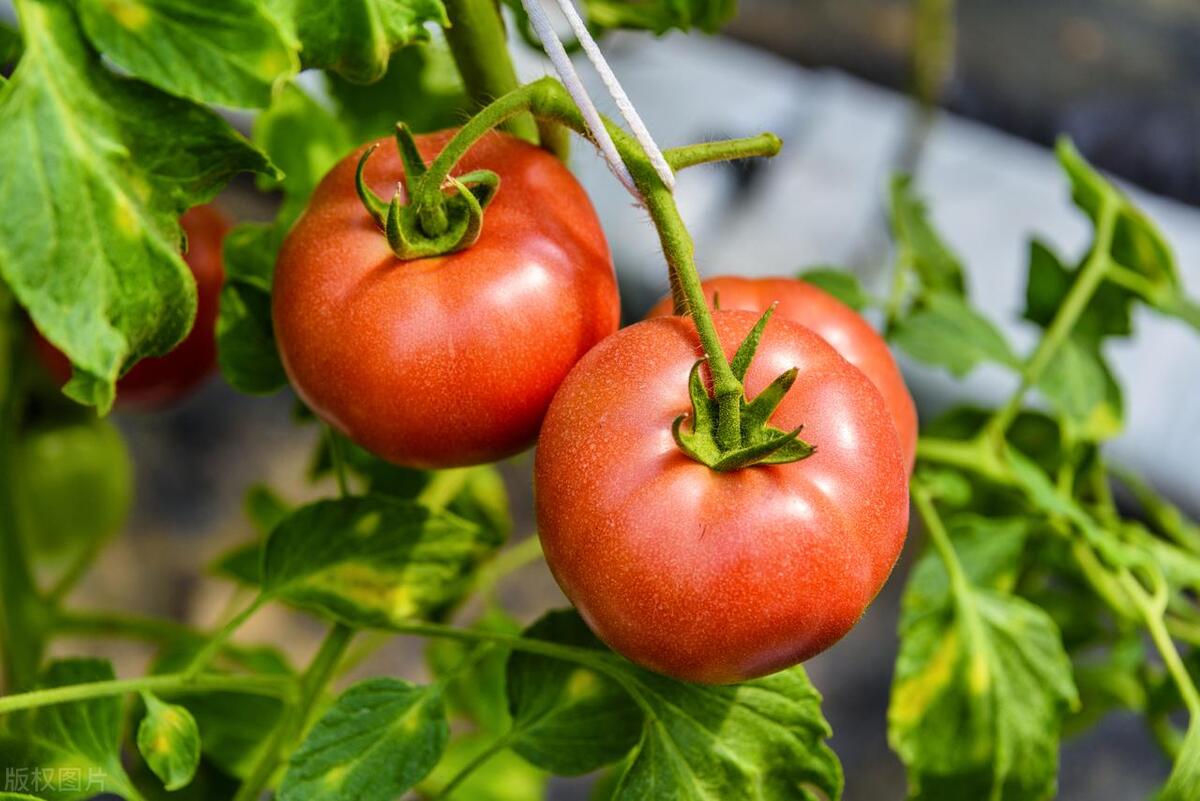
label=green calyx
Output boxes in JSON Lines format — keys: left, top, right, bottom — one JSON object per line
{"left": 673, "top": 306, "right": 815, "bottom": 471}
{"left": 355, "top": 123, "right": 500, "bottom": 259}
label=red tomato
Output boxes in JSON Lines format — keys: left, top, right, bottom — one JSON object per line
{"left": 34, "top": 205, "right": 229, "bottom": 409}
{"left": 536, "top": 311, "right": 909, "bottom": 684}
{"left": 273, "top": 130, "right": 618, "bottom": 469}
{"left": 648, "top": 276, "right": 917, "bottom": 470}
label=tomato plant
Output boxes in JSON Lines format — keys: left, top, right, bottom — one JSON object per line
{"left": 273, "top": 129, "right": 618, "bottom": 468}
{"left": 33, "top": 204, "right": 230, "bottom": 409}
{"left": 647, "top": 275, "right": 919, "bottom": 469}
{"left": 1, "top": 1, "right": 1199, "bottom": 801}
{"left": 536, "top": 310, "right": 908, "bottom": 683}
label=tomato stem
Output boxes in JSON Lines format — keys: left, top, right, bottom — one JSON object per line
{"left": 411, "top": 79, "right": 755, "bottom": 451}
{"left": 440, "top": 0, "right": 539, "bottom": 145}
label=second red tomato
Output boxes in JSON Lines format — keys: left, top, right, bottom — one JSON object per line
{"left": 273, "top": 131, "right": 619, "bottom": 469}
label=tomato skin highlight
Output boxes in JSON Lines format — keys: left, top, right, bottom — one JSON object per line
{"left": 273, "top": 130, "right": 618, "bottom": 469}
{"left": 647, "top": 276, "right": 917, "bottom": 470}
{"left": 35, "top": 204, "right": 229, "bottom": 409}
{"left": 535, "top": 311, "right": 909, "bottom": 684}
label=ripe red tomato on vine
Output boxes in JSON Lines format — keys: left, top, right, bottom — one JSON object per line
{"left": 34, "top": 204, "right": 229, "bottom": 409}
{"left": 273, "top": 129, "right": 619, "bottom": 469}
{"left": 535, "top": 310, "right": 910, "bottom": 684}
{"left": 648, "top": 275, "right": 917, "bottom": 470}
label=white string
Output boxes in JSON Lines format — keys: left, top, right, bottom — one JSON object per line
{"left": 550, "top": 0, "right": 676, "bottom": 192}
{"left": 518, "top": 0, "right": 639, "bottom": 198}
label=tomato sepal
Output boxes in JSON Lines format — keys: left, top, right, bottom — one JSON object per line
{"left": 671, "top": 309, "right": 815, "bottom": 472}
{"left": 354, "top": 128, "right": 501, "bottom": 260}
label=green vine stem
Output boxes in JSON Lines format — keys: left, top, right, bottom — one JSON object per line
{"left": 911, "top": 482, "right": 972, "bottom": 603}
{"left": 233, "top": 623, "right": 355, "bottom": 801}
{"left": 1120, "top": 570, "right": 1200, "bottom": 717}
{"left": 0, "top": 671, "right": 296, "bottom": 716}
{"left": 440, "top": 0, "right": 540, "bottom": 145}
{"left": 663, "top": 134, "right": 782, "bottom": 171}
{"left": 987, "top": 195, "right": 1117, "bottom": 437}
{"left": 180, "top": 595, "right": 266, "bottom": 680}
{"left": 432, "top": 727, "right": 518, "bottom": 799}
{"left": 408, "top": 77, "right": 755, "bottom": 450}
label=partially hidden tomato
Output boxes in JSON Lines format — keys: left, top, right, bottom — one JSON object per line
{"left": 35, "top": 204, "right": 230, "bottom": 409}
{"left": 648, "top": 276, "right": 917, "bottom": 470}
{"left": 536, "top": 311, "right": 909, "bottom": 684}
{"left": 18, "top": 418, "right": 133, "bottom": 559}
{"left": 273, "top": 130, "right": 619, "bottom": 469}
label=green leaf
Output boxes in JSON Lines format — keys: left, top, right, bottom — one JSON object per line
{"left": 426, "top": 605, "right": 519, "bottom": 731}
{"left": 261, "top": 495, "right": 503, "bottom": 627}
{"left": 890, "top": 175, "right": 966, "bottom": 297}
{"left": 75, "top": 0, "right": 297, "bottom": 108}
{"left": 216, "top": 222, "right": 289, "bottom": 394}
{"left": 279, "top": 678, "right": 448, "bottom": 801}
{"left": 418, "top": 732, "right": 548, "bottom": 801}
{"left": 150, "top": 641, "right": 292, "bottom": 780}
{"left": 798, "top": 267, "right": 869, "bottom": 311}
{"left": 252, "top": 82, "right": 354, "bottom": 210}
{"left": 137, "top": 692, "right": 201, "bottom": 791}
{"left": 892, "top": 292, "right": 1019, "bottom": 377}
{"left": 1035, "top": 335, "right": 1123, "bottom": 442}
{"left": 1057, "top": 139, "right": 1181, "bottom": 300}
{"left": 583, "top": 0, "right": 735, "bottom": 33}
{"left": 1023, "top": 239, "right": 1131, "bottom": 342}
{"left": 326, "top": 37, "right": 468, "bottom": 141}
{"left": 889, "top": 521, "right": 1078, "bottom": 801}
{"left": 506, "top": 611, "right": 642, "bottom": 775}
{"left": 511, "top": 611, "right": 842, "bottom": 801}
{"left": 616, "top": 666, "right": 842, "bottom": 801}
{"left": 0, "top": 659, "right": 137, "bottom": 800}
{"left": 268, "top": 0, "right": 449, "bottom": 83}
{"left": 1160, "top": 719, "right": 1200, "bottom": 801}
{"left": 217, "top": 83, "right": 353, "bottom": 396}
{"left": 0, "top": 0, "right": 274, "bottom": 411}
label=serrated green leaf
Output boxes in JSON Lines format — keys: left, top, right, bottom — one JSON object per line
{"left": 1035, "top": 335, "right": 1123, "bottom": 442}
{"left": 798, "top": 267, "right": 869, "bottom": 311}
{"left": 268, "top": 0, "right": 449, "bottom": 83}
{"left": 137, "top": 692, "right": 201, "bottom": 791}
{"left": 261, "top": 496, "right": 503, "bottom": 628}
{"left": 616, "top": 666, "right": 843, "bottom": 801}
{"left": 0, "top": 660, "right": 137, "bottom": 800}
{"left": 892, "top": 292, "right": 1019, "bottom": 377}
{"left": 510, "top": 610, "right": 842, "bottom": 801}
{"left": 76, "top": 0, "right": 297, "bottom": 108}
{"left": 279, "top": 678, "right": 448, "bottom": 801}
{"left": 506, "top": 611, "right": 641, "bottom": 775}
{"left": 890, "top": 175, "right": 966, "bottom": 298}
{"left": 326, "top": 37, "right": 468, "bottom": 141}
{"left": 418, "top": 731, "right": 548, "bottom": 801}
{"left": 889, "top": 520, "right": 1077, "bottom": 801}
{"left": 0, "top": 0, "right": 273, "bottom": 411}
{"left": 1160, "top": 720, "right": 1200, "bottom": 801}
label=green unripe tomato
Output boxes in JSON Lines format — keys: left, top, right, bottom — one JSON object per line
{"left": 18, "top": 419, "right": 133, "bottom": 558}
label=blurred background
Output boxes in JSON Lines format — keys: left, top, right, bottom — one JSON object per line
{"left": 6, "top": 0, "right": 1198, "bottom": 798}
